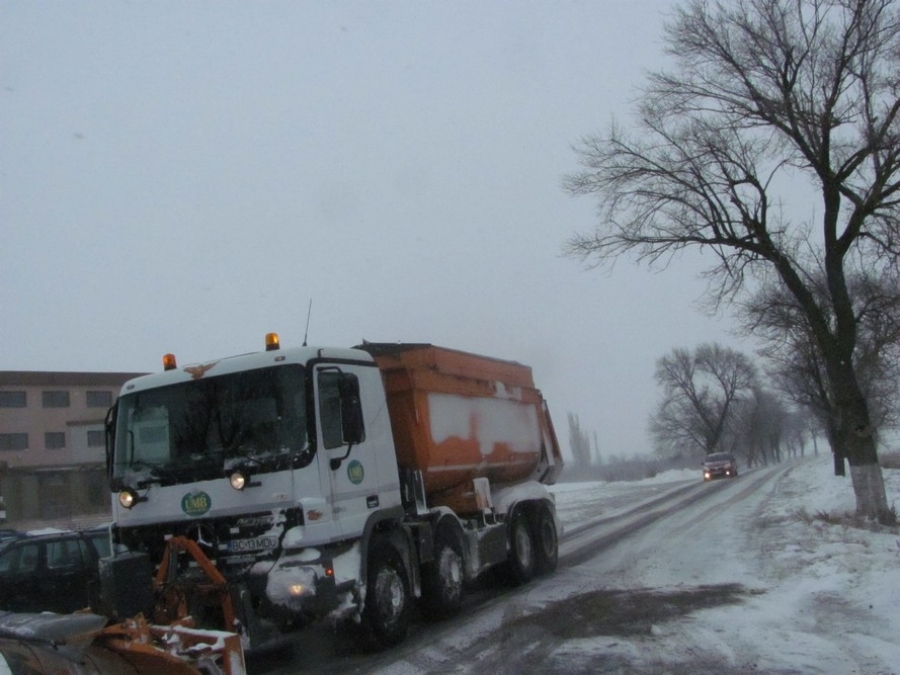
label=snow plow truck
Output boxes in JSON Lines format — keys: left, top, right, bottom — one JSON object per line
{"left": 103, "top": 336, "right": 564, "bottom": 651}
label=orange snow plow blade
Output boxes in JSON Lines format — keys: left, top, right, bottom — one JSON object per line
{"left": 152, "top": 535, "right": 239, "bottom": 630}
{"left": 98, "top": 614, "right": 246, "bottom": 674}
{"left": 0, "top": 535, "right": 249, "bottom": 673}
{"left": 0, "top": 611, "right": 246, "bottom": 674}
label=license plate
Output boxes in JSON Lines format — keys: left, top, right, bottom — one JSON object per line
{"left": 227, "top": 536, "right": 279, "bottom": 553}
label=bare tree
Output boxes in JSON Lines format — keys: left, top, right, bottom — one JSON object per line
{"left": 565, "top": 0, "right": 900, "bottom": 522}
{"left": 567, "top": 412, "right": 594, "bottom": 467}
{"left": 732, "top": 386, "right": 788, "bottom": 466}
{"left": 650, "top": 344, "right": 758, "bottom": 456}
{"left": 743, "top": 270, "right": 900, "bottom": 466}
{"left": 782, "top": 407, "right": 812, "bottom": 458}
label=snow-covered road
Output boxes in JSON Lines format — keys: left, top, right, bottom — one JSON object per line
{"left": 261, "top": 456, "right": 900, "bottom": 674}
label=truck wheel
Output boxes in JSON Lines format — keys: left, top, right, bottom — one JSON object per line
{"left": 422, "top": 531, "right": 464, "bottom": 618}
{"left": 506, "top": 509, "right": 536, "bottom": 585}
{"left": 533, "top": 505, "right": 558, "bottom": 575}
{"left": 362, "top": 541, "right": 410, "bottom": 649}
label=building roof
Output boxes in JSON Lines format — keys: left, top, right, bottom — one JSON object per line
{"left": 0, "top": 371, "right": 147, "bottom": 387}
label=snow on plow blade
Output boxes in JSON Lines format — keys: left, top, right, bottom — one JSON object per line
{"left": 0, "top": 610, "right": 245, "bottom": 674}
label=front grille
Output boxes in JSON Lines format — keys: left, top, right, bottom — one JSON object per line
{"left": 116, "top": 507, "right": 304, "bottom": 576}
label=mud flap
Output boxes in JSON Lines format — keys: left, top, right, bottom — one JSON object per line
{"left": 233, "top": 583, "right": 262, "bottom": 647}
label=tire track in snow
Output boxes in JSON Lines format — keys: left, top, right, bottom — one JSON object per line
{"left": 257, "top": 464, "right": 798, "bottom": 674}
{"left": 557, "top": 465, "right": 791, "bottom": 571}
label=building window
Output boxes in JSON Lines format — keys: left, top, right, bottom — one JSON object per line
{"left": 87, "top": 430, "right": 105, "bottom": 447}
{"left": 86, "top": 390, "right": 112, "bottom": 408}
{"left": 0, "top": 434, "right": 28, "bottom": 451}
{"left": 42, "top": 391, "right": 70, "bottom": 408}
{"left": 0, "top": 391, "right": 26, "bottom": 408}
{"left": 40, "top": 474, "right": 70, "bottom": 519}
{"left": 45, "top": 432, "right": 66, "bottom": 450}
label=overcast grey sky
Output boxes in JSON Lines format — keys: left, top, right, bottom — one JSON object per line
{"left": 1, "top": 1, "right": 752, "bottom": 460}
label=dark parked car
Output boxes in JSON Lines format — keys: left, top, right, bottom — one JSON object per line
{"left": 702, "top": 452, "right": 738, "bottom": 481}
{"left": 0, "top": 530, "right": 107, "bottom": 614}
{"left": 0, "top": 530, "right": 23, "bottom": 547}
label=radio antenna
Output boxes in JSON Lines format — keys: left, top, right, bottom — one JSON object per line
{"left": 302, "top": 299, "right": 313, "bottom": 346}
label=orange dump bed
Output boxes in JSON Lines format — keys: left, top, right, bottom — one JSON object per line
{"left": 359, "top": 343, "right": 563, "bottom": 513}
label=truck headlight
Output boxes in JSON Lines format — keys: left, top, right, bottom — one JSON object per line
{"left": 230, "top": 471, "right": 247, "bottom": 491}
{"left": 118, "top": 488, "right": 140, "bottom": 509}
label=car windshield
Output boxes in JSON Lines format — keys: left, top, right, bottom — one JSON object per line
{"left": 706, "top": 453, "right": 732, "bottom": 462}
{"left": 113, "top": 364, "right": 308, "bottom": 485}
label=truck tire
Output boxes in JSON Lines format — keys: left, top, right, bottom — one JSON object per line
{"left": 362, "top": 540, "right": 411, "bottom": 649}
{"left": 533, "top": 504, "right": 558, "bottom": 574}
{"left": 422, "top": 530, "right": 464, "bottom": 618}
{"left": 506, "top": 509, "right": 536, "bottom": 585}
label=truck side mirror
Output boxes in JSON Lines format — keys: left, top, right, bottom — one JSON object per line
{"left": 327, "top": 372, "right": 366, "bottom": 471}
{"left": 338, "top": 373, "right": 365, "bottom": 446}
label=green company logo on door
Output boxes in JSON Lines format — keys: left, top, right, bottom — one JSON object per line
{"left": 182, "top": 491, "right": 211, "bottom": 516}
{"left": 347, "top": 460, "right": 365, "bottom": 485}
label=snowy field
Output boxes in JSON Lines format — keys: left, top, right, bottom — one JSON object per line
{"left": 544, "top": 456, "right": 900, "bottom": 674}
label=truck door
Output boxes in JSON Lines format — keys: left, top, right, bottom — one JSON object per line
{"left": 314, "top": 365, "right": 377, "bottom": 539}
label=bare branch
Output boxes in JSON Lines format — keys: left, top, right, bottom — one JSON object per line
{"left": 565, "top": 0, "right": 900, "bottom": 521}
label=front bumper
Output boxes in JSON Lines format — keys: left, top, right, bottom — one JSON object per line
{"left": 265, "top": 559, "right": 339, "bottom": 615}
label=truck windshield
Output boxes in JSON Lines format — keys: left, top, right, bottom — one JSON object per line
{"left": 113, "top": 364, "right": 308, "bottom": 485}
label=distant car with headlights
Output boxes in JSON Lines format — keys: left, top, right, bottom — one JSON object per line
{"left": 702, "top": 452, "right": 738, "bottom": 481}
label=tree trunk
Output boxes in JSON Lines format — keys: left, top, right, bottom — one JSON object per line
{"left": 830, "top": 377, "right": 893, "bottom": 523}
{"left": 844, "top": 434, "right": 892, "bottom": 523}
{"left": 826, "top": 352, "right": 896, "bottom": 525}
{"left": 848, "top": 461, "right": 890, "bottom": 522}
